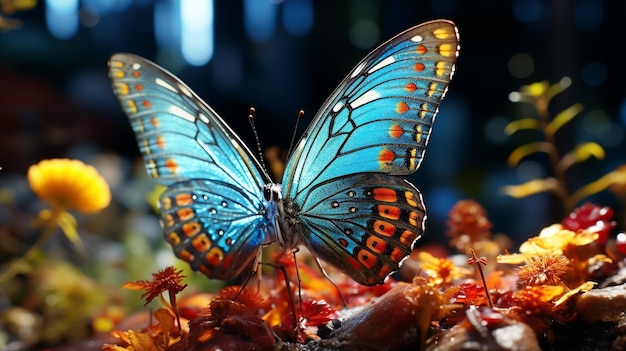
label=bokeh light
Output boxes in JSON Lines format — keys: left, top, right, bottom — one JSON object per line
{"left": 508, "top": 53, "right": 535, "bottom": 79}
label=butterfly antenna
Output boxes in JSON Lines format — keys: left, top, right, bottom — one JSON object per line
{"left": 247, "top": 107, "right": 269, "bottom": 174}
{"left": 286, "top": 109, "right": 304, "bottom": 159}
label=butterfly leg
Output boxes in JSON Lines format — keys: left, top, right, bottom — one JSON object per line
{"left": 313, "top": 257, "right": 349, "bottom": 307}
{"left": 231, "top": 248, "right": 264, "bottom": 301}
{"left": 290, "top": 247, "right": 305, "bottom": 320}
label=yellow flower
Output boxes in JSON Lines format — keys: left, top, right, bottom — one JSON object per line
{"left": 417, "top": 251, "right": 471, "bottom": 285}
{"left": 28, "top": 158, "right": 111, "bottom": 214}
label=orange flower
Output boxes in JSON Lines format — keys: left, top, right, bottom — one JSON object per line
{"left": 516, "top": 253, "right": 568, "bottom": 287}
{"left": 124, "top": 267, "right": 187, "bottom": 306}
{"left": 28, "top": 158, "right": 111, "bottom": 214}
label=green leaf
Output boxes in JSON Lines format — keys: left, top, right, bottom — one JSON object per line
{"left": 507, "top": 142, "right": 553, "bottom": 167}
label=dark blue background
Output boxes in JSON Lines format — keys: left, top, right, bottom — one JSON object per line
{"left": 1, "top": 0, "right": 624, "bottom": 245}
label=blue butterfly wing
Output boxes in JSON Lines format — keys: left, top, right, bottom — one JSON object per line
{"left": 283, "top": 20, "right": 458, "bottom": 199}
{"left": 296, "top": 174, "right": 426, "bottom": 285}
{"left": 159, "top": 179, "right": 275, "bottom": 279}
{"left": 109, "top": 53, "right": 275, "bottom": 280}
{"left": 281, "top": 20, "right": 459, "bottom": 285}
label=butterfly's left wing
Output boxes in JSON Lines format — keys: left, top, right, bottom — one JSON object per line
{"left": 281, "top": 20, "right": 459, "bottom": 285}
{"left": 109, "top": 53, "right": 275, "bottom": 280}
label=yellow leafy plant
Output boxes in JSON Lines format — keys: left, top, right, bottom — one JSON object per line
{"left": 504, "top": 77, "right": 626, "bottom": 211}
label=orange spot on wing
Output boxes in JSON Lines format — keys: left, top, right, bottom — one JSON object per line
{"left": 178, "top": 249, "right": 194, "bottom": 263}
{"left": 373, "top": 220, "right": 396, "bottom": 237}
{"left": 192, "top": 234, "right": 211, "bottom": 252}
{"left": 143, "top": 100, "right": 151, "bottom": 109}
{"left": 177, "top": 207, "right": 194, "bottom": 221}
{"left": 175, "top": 193, "right": 193, "bottom": 206}
{"left": 166, "top": 232, "right": 180, "bottom": 246}
{"left": 135, "top": 83, "right": 143, "bottom": 91}
{"left": 163, "top": 214, "right": 174, "bottom": 228}
{"left": 151, "top": 116, "right": 160, "bottom": 128}
{"left": 132, "top": 71, "right": 141, "bottom": 78}
{"left": 378, "top": 204, "right": 401, "bottom": 220}
{"left": 378, "top": 149, "right": 396, "bottom": 163}
{"left": 366, "top": 236, "right": 387, "bottom": 254}
{"left": 357, "top": 249, "right": 377, "bottom": 269}
{"left": 400, "top": 230, "right": 418, "bottom": 246}
{"left": 405, "top": 82, "right": 417, "bottom": 92}
{"left": 396, "top": 101, "right": 409, "bottom": 114}
{"left": 165, "top": 158, "right": 179, "bottom": 174}
{"left": 373, "top": 188, "right": 397, "bottom": 202}
{"left": 388, "top": 124, "right": 404, "bottom": 139}
{"left": 414, "top": 62, "right": 425, "bottom": 71}
{"left": 156, "top": 136, "right": 166, "bottom": 149}
{"left": 378, "top": 265, "right": 391, "bottom": 280}
{"left": 416, "top": 44, "right": 427, "bottom": 54}
{"left": 408, "top": 211, "right": 420, "bottom": 227}
{"left": 390, "top": 247, "right": 406, "bottom": 263}
{"left": 182, "top": 222, "right": 201, "bottom": 236}
{"left": 206, "top": 247, "right": 224, "bottom": 267}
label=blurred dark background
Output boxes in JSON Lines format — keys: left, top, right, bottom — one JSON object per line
{"left": 1, "top": 0, "right": 625, "bottom": 245}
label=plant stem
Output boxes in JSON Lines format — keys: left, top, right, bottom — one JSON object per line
{"left": 0, "top": 212, "right": 60, "bottom": 285}
{"left": 538, "top": 97, "right": 572, "bottom": 211}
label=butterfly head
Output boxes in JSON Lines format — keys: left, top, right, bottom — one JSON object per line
{"left": 263, "top": 183, "right": 282, "bottom": 201}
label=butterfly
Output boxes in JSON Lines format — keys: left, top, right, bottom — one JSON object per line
{"left": 108, "top": 19, "right": 459, "bottom": 286}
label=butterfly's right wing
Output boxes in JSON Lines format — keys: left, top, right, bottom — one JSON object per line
{"left": 109, "top": 53, "right": 275, "bottom": 279}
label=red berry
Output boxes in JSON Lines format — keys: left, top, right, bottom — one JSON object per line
{"left": 616, "top": 233, "right": 626, "bottom": 254}
{"left": 561, "top": 202, "right": 616, "bottom": 245}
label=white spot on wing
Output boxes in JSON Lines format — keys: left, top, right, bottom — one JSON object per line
{"left": 368, "top": 56, "right": 395, "bottom": 74}
{"left": 156, "top": 78, "right": 178, "bottom": 93}
{"left": 332, "top": 101, "right": 344, "bottom": 113}
{"left": 168, "top": 105, "right": 196, "bottom": 122}
{"left": 411, "top": 34, "right": 424, "bottom": 43}
{"left": 132, "top": 63, "right": 141, "bottom": 70}
{"left": 350, "top": 90, "right": 381, "bottom": 109}
{"left": 179, "top": 84, "right": 194, "bottom": 98}
{"left": 198, "top": 113, "right": 210, "bottom": 124}
{"left": 350, "top": 62, "right": 366, "bottom": 78}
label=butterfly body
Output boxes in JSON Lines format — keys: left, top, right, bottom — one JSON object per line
{"left": 109, "top": 19, "right": 459, "bottom": 286}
